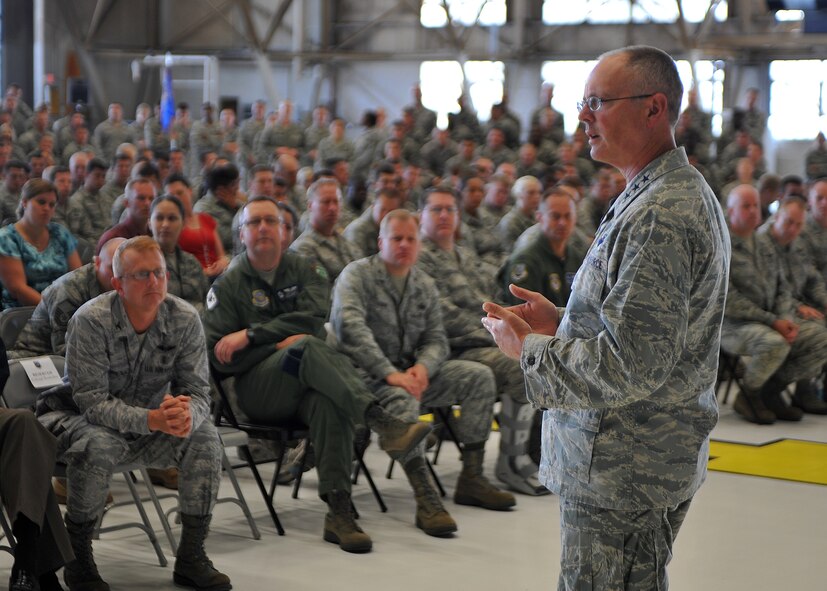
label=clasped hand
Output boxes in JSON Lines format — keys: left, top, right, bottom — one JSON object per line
{"left": 481, "top": 284, "right": 559, "bottom": 359}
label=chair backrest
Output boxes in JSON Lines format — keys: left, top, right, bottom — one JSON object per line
{"left": 0, "top": 307, "right": 35, "bottom": 348}
{"left": 1, "top": 357, "right": 66, "bottom": 411}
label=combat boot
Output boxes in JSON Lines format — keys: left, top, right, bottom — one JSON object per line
{"left": 732, "top": 386, "right": 776, "bottom": 424}
{"left": 323, "top": 490, "right": 373, "bottom": 553}
{"left": 364, "top": 403, "right": 431, "bottom": 460}
{"left": 63, "top": 516, "right": 110, "bottom": 591}
{"left": 454, "top": 445, "right": 516, "bottom": 511}
{"left": 147, "top": 467, "right": 179, "bottom": 490}
{"left": 173, "top": 514, "right": 231, "bottom": 591}
{"left": 791, "top": 380, "right": 827, "bottom": 415}
{"left": 761, "top": 382, "right": 803, "bottom": 422}
{"left": 403, "top": 457, "right": 457, "bottom": 537}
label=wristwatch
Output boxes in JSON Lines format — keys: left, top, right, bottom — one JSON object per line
{"left": 246, "top": 328, "right": 256, "bottom": 344}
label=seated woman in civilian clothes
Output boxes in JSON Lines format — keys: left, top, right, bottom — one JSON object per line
{"left": 164, "top": 173, "right": 229, "bottom": 278}
{"left": 0, "top": 179, "right": 81, "bottom": 308}
{"left": 149, "top": 194, "right": 208, "bottom": 312}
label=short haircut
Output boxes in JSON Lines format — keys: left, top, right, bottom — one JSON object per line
{"left": 758, "top": 173, "right": 781, "bottom": 193}
{"left": 45, "top": 165, "right": 69, "bottom": 183}
{"left": 376, "top": 188, "right": 401, "bottom": 202}
{"left": 379, "top": 208, "right": 418, "bottom": 237}
{"left": 207, "top": 164, "right": 240, "bottom": 192}
{"left": 113, "top": 235, "right": 163, "bottom": 278}
{"left": 240, "top": 195, "right": 280, "bottom": 224}
{"left": 151, "top": 194, "right": 185, "bottom": 218}
{"left": 307, "top": 177, "right": 342, "bottom": 201}
{"left": 601, "top": 45, "right": 684, "bottom": 125}
{"left": 248, "top": 164, "right": 272, "bottom": 181}
{"left": 419, "top": 185, "right": 457, "bottom": 210}
{"left": 4, "top": 159, "right": 29, "bottom": 173}
{"left": 276, "top": 201, "right": 298, "bottom": 227}
{"left": 134, "top": 161, "right": 160, "bottom": 180}
{"left": 539, "top": 186, "right": 577, "bottom": 213}
{"left": 164, "top": 172, "right": 190, "bottom": 188}
{"left": 126, "top": 177, "right": 156, "bottom": 200}
{"left": 779, "top": 194, "right": 807, "bottom": 211}
{"left": 86, "top": 158, "right": 108, "bottom": 174}
{"left": 513, "top": 175, "right": 540, "bottom": 198}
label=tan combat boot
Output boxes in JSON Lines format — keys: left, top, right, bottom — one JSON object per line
{"left": 323, "top": 490, "right": 373, "bottom": 553}
{"left": 403, "top": 457, "right": 457, "bottom": 537}
{"left": 454, "top": 445, "right": 516, "bottom": 511}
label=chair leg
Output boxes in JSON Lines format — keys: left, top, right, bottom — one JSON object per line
{"left": 239, "top": 444, "right": 285, "bottom": 535}
{"left": 426, "top": 457, "right": 446, "bottom": 498}
{"left": 355, "top": 454, "right": 387, "bottom": 513}
{"left": 122, "top": 472, "right": 168, "bottom": 567}
{"left": 220, "top": 450, "right": 261, "bottom": 540}
{"left": 138, "top": 468, "right": 178, "bottom": 556}
{"left": 0, "top": 503, "right": 15, "bottom": 555}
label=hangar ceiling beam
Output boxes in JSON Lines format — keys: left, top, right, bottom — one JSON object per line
{"left": 262, "top": 0, "right": 294, "bottom": 49}
{"left": 85, "top": 0, "right": 117, "bottom": 46}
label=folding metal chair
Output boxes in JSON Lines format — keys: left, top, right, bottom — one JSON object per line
{"left": 0, "top": 504, "right": 14, "bottom": 556}
{"left": 0, "top": 306, "right": 36, "bottom": 348}
{"left": 210, "top": 364, "right": 309, "bottom": 536}
{"left": 1, "top": 358, "right": 176, "bottom": 566}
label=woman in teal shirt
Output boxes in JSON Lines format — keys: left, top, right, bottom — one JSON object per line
{"left": 0, "top": 179, "right": 81, "bottom": 308}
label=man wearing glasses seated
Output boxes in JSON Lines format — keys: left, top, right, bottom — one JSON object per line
{"left": 37, "top": 236, "right": 231, "bottom": 591}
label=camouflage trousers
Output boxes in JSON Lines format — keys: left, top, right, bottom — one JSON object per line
{"left": 557, "top": 497, "right": 692, "bottom": 591}
{"left": 371, "top": 359, "right": 496, "bottom": 465}
{"left": 721, "top": 319, "right": 827, "bottom": 390}
{"left": 454, "top": 346, "right": 526, "bottom": 402}
{"left": 40, "top": 411, "right": 221, "bottom": 523}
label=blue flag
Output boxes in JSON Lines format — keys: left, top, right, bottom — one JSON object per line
{"left": 161, "top": 66, "right": 175, "bottom": 133}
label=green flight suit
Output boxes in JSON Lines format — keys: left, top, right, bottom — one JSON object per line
{"left": 202, "top": 251, "right": 374, "bottom": 496}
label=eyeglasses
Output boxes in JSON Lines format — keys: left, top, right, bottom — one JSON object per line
{"left": 120, "top": 268, "right": 166, "bottom": 281}
{"left": 242, "top": 216, "right": 280, "bottom": 228}
{"left": 426, "top": 205, "right": 458, "bottom": 215}
{"left": 576, "top": 94, "right": 654, "bottom": 113}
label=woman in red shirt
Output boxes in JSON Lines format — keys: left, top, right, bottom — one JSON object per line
{"left": 164, "top": 173, "right": 229, "bottom": 278}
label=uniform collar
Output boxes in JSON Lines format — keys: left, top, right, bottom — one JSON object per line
{"left": 597, "top": 147, "right": 689, "bottom": 230}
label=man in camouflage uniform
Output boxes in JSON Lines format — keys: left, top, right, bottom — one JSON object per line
{"left": 11, "top": 238, "right": 124, "bottom": 359}
{"left": 189, "top": 103, "right": 223, "bottom": 176}
{"left": 332, "top": 209, "right": 514, "bottom": 531}
{"left": 756, "top": 196, "right": 827, "bottom": 414}
{"left": 66, "top": 159, "right": 110, "bottom": 245}
{"left": 497, "top": 175, "right": 542, "bottom": 251}
{"left": 482, "top": 47, "right": 730, "bottom": 589}
{"left": 289, "top": 178, "right": 360, "bottom": 284}
{"left": 723, "top": 185, "right": 827, "bottom": 423}
{"left": 193, "top": 164, "right": 241, "bottom": 254}
{"left": 92, "top": 103, "right": 134, "bottom": 164}
{"left": 202, "top": 197, "right": 430, "bottom": 553}
{"left": 501, "top": 188, "right": 588, "bottom": 307}
{"left": 36, "top": 237, "right": 231, "bottom": 591}
{"left": 254, "top": 100, "right": 304, "bottom": 164}
{"left": 0, "top": 160, "right": 29, "bottom": 223}
{"left": 416, "top": 188, "right": 546, "bottom": 496}
{"left": 239, "top": 100, "right": 266, "bottom": 171}
{"left": 343, "top": 187, "right": 402, "bottom": 258}
{"left": 800, "top": 178, "right": 827, "bottom": 284}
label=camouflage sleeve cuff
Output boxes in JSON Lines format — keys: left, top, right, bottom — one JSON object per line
{"left": 520, "top": 333, "right": 559, "bottom": 409}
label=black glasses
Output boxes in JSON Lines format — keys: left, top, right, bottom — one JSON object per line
{"left": 576, "top": 94, "right": 654, "bottom": 112}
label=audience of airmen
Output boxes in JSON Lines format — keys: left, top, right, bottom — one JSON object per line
{"left": 0, "top": 79, "right": 825, "bottom": 588}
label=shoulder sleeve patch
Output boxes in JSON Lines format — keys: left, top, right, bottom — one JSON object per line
{"left": 312, "top": 262, "right": 329, "bottom": 281}
{"left": 510, "top": 263, "right": 528, "bottom": 282}
{"left": 206, "top": 287, "right": 218, "bottom": 310}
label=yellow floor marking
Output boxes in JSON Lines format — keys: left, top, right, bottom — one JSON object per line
{"left": 708, "top": 439, "right": 827, "bottom": 485}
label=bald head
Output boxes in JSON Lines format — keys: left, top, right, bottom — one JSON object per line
{"left": 726, "top": 184, "right": 761, "bottom": 237}
{"left": 95, "top": 237, "right": 127, "bottom": 291}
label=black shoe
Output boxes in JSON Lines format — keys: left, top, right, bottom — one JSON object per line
{"left": 10, "top": 569, "right": 39, "bottom": 591}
